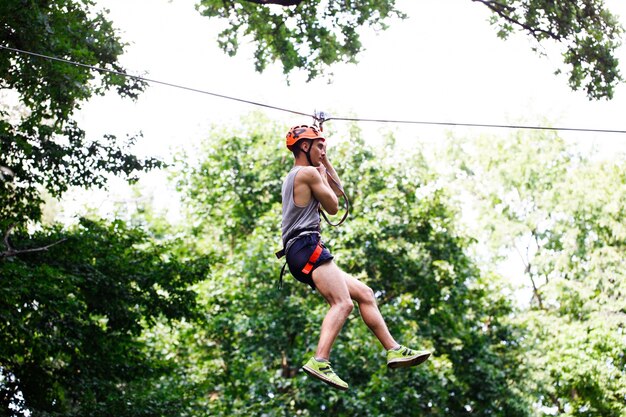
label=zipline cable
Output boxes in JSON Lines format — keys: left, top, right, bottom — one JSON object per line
{"left": 2, "top": 45, "right": 626, "bottom": 135}
{"left": 0, "top": 45, "right": 312, "bottom": 119}
{"left": 325, "top": 116, "right": 626, "bottom": 135}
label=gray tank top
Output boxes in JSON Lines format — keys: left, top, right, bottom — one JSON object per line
{"left": 281, "top": 166, "right": 320, "bottom": 249}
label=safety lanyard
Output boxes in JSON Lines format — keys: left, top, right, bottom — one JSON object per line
{"left": 320, "top": 172, "right": 349, "bottom": 227}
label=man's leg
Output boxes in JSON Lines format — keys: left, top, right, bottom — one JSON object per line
{"left": 311, "top": 261, "right": 354, "bottom": 360}
{"left": 344, "top": 273, "right": 398, "bottom": 350}
{"left": 343, "top": 272, "right": 430, "bottom": 368}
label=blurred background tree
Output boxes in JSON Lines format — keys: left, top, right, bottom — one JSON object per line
{"left": 0, "top": 0, "right": 160, "bottom": 239}
{"left": 444, "top": 131, "right": 626, "bottom": 416}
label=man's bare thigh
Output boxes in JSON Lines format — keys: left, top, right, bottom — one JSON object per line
{"left": 312, "top": 261, "right": 350, "bottom": 304}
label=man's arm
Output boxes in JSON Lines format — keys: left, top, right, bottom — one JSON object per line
{"left": 300, "top": 166, "right": 339, "bottom": 215}
{"left": 320, "top": 155, "right": 343, "bottom": 197}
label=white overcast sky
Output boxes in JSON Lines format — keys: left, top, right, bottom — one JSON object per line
{"left": 78, "top": 0, "right": 626, "bottom": 155}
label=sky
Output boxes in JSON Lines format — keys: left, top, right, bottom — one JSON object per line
{"left": 76, "top": 0, "right": 626, "bottom": 160}
{"left": 59, "top": 0, "right": 626, "bottom": 220}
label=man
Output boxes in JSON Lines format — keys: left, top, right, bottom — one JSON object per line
{"left": 278, "top": 124, "right": 430, "bottom": 391}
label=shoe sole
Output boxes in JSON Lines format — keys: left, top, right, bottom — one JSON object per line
{"left": 302, "top": 365, "right": 349, "bottom": 391}
{"left": 387, "top": 351, "right": 431, "bottom": 369}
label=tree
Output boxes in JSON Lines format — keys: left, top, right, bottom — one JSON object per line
{"left": 195, "top": 0, "right": 623, "bottom": 99}
{"left": 444, "top": 131, "right": 626, "bottom": 416}
{"left": 475, "top": 0, "right": 623, "bottom": 99}
{"left": 0, "top": 218, "right": 211, "bottom": 417}
{"left": 196, "top": 0, "right": 405, "bottom": 81}
{"left": 0, "top": 0, "right": 161, "bottom": 240}
{"left": 173, "top": 116, "right": 529, "bottom": 416}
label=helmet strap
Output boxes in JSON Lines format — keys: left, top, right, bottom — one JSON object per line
{"left": 302, "top": 140, "right": 315, "bottom": 166}
{"left": 304, "top": 149, "right": 314, "bottom": 166}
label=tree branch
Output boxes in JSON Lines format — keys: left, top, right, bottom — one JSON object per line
{"left": 3, "top": 223, "right": 16, "bottom": 253}
{"left": 472, "top": 0, "right": 560, "bottom": 41}
{"left": 547, "top": 391, "right": 565, "bottom": 414}
{"left": 529, "top": 230, "right": 545, "bottom": 309}
{"left": 1, "top": 224, "right": 67, "bottom": 259}
{"left": 242, "top": 0, "right": 303, "bottom": 6}
{"left": 514, "top": 238, "right": 544, "bottom": 309}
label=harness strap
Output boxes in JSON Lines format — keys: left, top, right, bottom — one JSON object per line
{"left": 276, "top": 227, "right": 320, "bottom": 259}
{"left": 301, "top": 242, "right": 323, "bottom": 274}
{"left": 278, "top": 262, "right": 288, "bottom": 290}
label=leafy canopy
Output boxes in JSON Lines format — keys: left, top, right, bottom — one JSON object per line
{"left": 196, "top": 0, "right": 623, "bottom": 99}
{"left": 196, "top": 0, "right": 405, "bottom": 80}
{"left": 477, "top": 0, "right": 624, "bottom": 99}
{"left": 0, "top": 218, "right": 211, "bottom": 417}
{"left": 0, "top": 0, "right": 160, "bottom": 233}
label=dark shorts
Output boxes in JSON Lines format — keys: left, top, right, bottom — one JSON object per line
{"left": 286, "top": 233, "right": 333, "bottom": 289}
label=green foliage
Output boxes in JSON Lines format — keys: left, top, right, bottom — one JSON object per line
{"left": 175, "top": 116, "right": 290, "bottom": 250}
{"left": 480, "top": 0, "right": 623, "bottom": 99}
{"left": 0, "top": 218, "right": 211, "bottom": 416}
{"left": 0, "top": 0, "right": 160, "bottom": 231}
{"left": 195, "top": 0, "right": 406, "bottom": 80}
{"left": 0, "top": 3, "right": 200, "bottom": 415}
{"left": 445, "top": 131, "right": 626, "bottom": 416}
{"left": 174, "top": 117, "right": 529, "bottom": 416}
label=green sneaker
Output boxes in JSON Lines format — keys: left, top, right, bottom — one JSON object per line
{"left": 302, "top": 357, "right": 349, "bottom": 391}
{"left": 387, "top": 345, "right": 431, "bottom": 369}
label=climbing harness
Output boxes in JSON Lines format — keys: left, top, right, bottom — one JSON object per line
{"left": 275, "top": 227, "right": 321, "bottom": 290}
{"left": 275, "top": 239, "right": 324, "bottom": 290}
{"left": 301, "top": 242, "right": 323, "bottom": 274}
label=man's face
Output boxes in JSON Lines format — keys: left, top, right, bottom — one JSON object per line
{"left": 308, "top": 139, "right": 326, "bottom": 166}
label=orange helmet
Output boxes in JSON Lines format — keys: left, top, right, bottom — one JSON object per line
{"left": 285, "top": 125, "right": 324, "bottom": 150}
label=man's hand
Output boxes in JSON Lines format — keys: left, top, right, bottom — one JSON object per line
{"left": 319, "top": 154, "right": 343, "bottom": 194}
{"left": 320, "top": 153, "right": 331, "bottom": 169}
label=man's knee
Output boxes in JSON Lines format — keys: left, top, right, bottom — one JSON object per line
{"left": 356, "top": 285, "right": 376, "bottom": 304}
{"left": 336, "top": 298, "right": 354, "bottom": 316}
